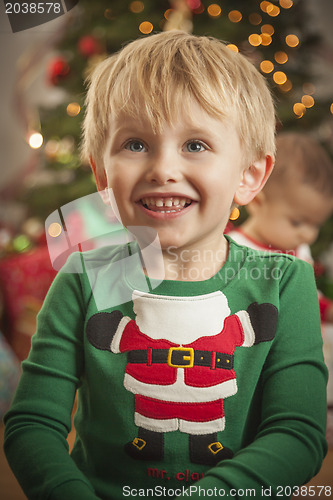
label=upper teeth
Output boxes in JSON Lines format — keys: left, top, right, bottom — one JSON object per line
{"left": 141, "top": 197, "right": 191, "bottom": 207}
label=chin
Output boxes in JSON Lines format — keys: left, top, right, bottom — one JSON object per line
{"left": 154, "top": 229, "right": 186, "bottom": 249}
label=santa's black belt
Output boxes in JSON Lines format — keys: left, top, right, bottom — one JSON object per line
{"left": 127, "top": 347, "right": 234, "bottom": 369}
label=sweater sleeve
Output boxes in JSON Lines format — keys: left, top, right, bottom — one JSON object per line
{"left": 3, "top": 254, "right": 101, "bottom": 500}
{"left": 180, "top": 259, "right": 328, "bottom": 499}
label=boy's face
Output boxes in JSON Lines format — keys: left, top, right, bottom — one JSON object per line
{"left": 99, "top": 100, "right": 258, "bottom": 253}
{"left": 251, "top": 183, "right": 333, "bottom": 251}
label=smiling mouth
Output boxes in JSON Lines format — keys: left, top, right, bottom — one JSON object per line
{"left": 139, "top": 197, "right": 193, "bottom": 213}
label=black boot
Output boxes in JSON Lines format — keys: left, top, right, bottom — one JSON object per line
{"left": 125, "top": 427, "right": 164, "bottom": 461}
{"left": 189, "top": 433, "right": 233, "bottom": 465}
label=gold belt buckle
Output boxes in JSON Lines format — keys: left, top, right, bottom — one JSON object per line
{"left": 167, "top": 347, "right": 194, "bottom": 368}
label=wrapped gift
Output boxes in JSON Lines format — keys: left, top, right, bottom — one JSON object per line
{"left": 0, "top": 245, "right": 57, "bottom": 360}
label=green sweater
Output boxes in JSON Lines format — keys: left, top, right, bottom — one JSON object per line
{"left": 4, "top": 237, "right": 328, "bottom": 499}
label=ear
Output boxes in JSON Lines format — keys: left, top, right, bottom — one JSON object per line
{"left": 90, "top": 156, "right": 110, "bottom": 205}
{"left": 234, "top": 154, "right": 274, "bottom": 206}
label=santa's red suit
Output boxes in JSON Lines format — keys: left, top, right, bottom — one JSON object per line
{"left": 111, "top": 290, "right": 256, "bottom": 435}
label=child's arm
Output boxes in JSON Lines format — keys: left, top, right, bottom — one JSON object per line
{"left": 180, "top": 259, "right": 328, "bottom": 499}
{"left": 3, "top": 255, "right": 100, "bottom": 500}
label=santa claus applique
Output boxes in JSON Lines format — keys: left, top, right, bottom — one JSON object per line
{"left": 86, "top": 290, "right": 277, "bottom": 465}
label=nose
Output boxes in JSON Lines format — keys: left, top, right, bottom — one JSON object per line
{"left": 300, "top": 226, "right": 319, "bottom": 246}
{"left": 145, "top": 148, "right": 182, "bottom": 185}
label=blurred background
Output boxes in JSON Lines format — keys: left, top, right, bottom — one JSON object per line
{"left": 0, "top": 0, "right": 333, "bottom": 418}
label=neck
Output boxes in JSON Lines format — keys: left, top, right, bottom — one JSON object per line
{"left": 160, "top": 237, "right": 229, "bottom": 281}
{"left": 240, "top": 219, "right": 270, "bottom": 247}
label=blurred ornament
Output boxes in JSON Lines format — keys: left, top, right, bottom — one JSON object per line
{"left": 78, "top": 35, "right": 104, "bottom": 58}
{"left": 44, "top": 139, "right": 60, "bottom": 161}
{"left": 21, "top": 217, "right": 44, "bottom": 244}
{"left": 47, "top": 57, "right": 70, "bottom": 85}
{"left": 12, "top": 235, "right": 32, "bottom": 253}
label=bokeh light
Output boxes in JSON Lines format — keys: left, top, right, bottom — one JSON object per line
{"left": 261, "top": 24, "right": 274, "bottom": 35}
{"left": 273, "top": 71, "right": 287, "bottom": 85}
{"left": 279, "top": 0, "right": 293, "bottom": 8}
{"left": 207, "top": 4, "right": 222, "bottom": 17}
{"left": 28, "top": 132, "right": 43, "bottom": 149}
{"left": 249, "top": 13, "right": 262, "bottom": 25}
{"left": 279, "top": 79, "right": 293, "bottom": 92}
{"left": 260, "top": 60, "right": 274, "bottom": 73}
{"left": 248, "top": 34, "right": 262, "bottom": 46}
{"left": 164, "top": 9, "right": 173, "bottom": 20}
{"left": 285, "top": 34, "right": 299, "bottom": 47}
{"left": 261, "top": 33, "right": 272, "bottom": 46}
{"left": 228, "top": 10, "right": 242, "bottom": 22}
{"left": 139, "top": 21, "right": 153, "bottom": 34}
{"left": 274, "top": 51, "right": 288, "bottom": 64}
{"left": 66, "top": 102, "right": 81, "bottom": 117}
{"left": 129, "top": 1, "right": 144, "bottom": 13}
{"left": 260, "top": 1, "right": 271, "bottom": 13}
{"left": 227, "top": 44, "right": 239, "bottom": 52}
{"left": 267, "top": 4, "right": 280, "bottom": 16}
{"left": 303, "top": 82, "right": 315, "bottom": 95}
{"left": 293, "top": 102, "right": 306, "bottom": 117}
{"left": 301, "top": 95, "right": 315, "bottom": 108}
{"left": 187, "top": 0, "right": 202, "bottom": 9}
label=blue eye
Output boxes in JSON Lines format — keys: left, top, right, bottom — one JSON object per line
{"left": 185, "top": 141, "right": 206, "bottom": 153}
{"left": 290, "top": 219, "right": 302, "bottom": 227}
{"left": 125, "top": 140, "right": 146, "bottom": 152}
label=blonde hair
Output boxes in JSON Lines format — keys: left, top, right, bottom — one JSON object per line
{"left": 264, "top": 132, "right": 333, "bottom": 197}
{"left": 81, "top": 30, "right": 276, "bottom": 170}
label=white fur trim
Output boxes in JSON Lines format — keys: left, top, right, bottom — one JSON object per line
{"left": 110, "top": 316, "right": 131, "bottom": 353}
{"left": 134, "top": 414, "right": 225, "bottom": 434}
{"left": 135, "top": 413, "right": 179, "bottom": 432}
{"left": 124, "top": 370, "right": 237, "bottom": 402}
{"left": 235, "top": 310, "right": 255, "bottom": 347}
{"left": 297, "top": 243, "right": 313, "bottom": 264}
{"left": 179, "top": 417, "right": 225, "bottom": 434}
{"left": 132, "top": 290, "right": 230, "bottom": 343}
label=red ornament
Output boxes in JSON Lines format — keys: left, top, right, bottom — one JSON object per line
{"left": 186, "top": 0, "right": 201, "bottom": 9}
{"left": 78, "top": 35, "right": 103, "bottom": 57}
{"left": 47, "top": 57, "right": 70, "bottom": 85}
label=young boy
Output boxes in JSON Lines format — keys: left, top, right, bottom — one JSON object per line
{"left": 229, "top": 132, "right": 333, "bottom": 323}
{"left": 4, "top": 31, "right": 328, "bottom": 500}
